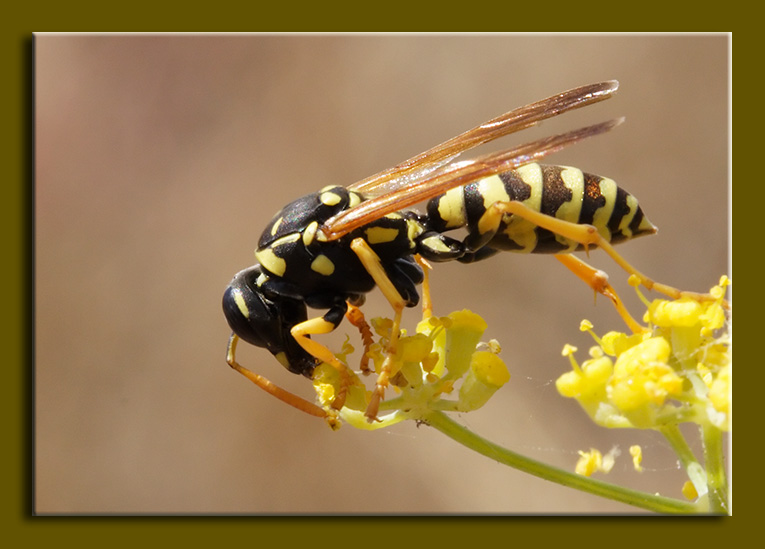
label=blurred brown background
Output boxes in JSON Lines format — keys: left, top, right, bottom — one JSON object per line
{"left": 35, "top": 34, "right": 729, "bottom": 514}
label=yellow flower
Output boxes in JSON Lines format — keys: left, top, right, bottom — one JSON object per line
{"left": 609, "top": 337, "right": 681, "bottom": 408}
{"left": 707, "top": 363, "right": 731, "bottom": 430}
{"left": 556, "top": 278, "right": 731, "bottom": 431}
{"left": 555, "top": 354, "right": 612, "bottom": 400}
{"left": 458, "top": 351, "right": 511, "bottom": 412}
{"left": 600, "top": 330, "right": 646, "bottom": 357}
{"left": 649, "top": 298, "right": 703, "bottom": 328}
{"left": 708, "top": 364, "right": 731, "bottom": 415}
{"left": 312, "top": 361, "right": 368, "bottom": 413}
{"left": 441, "top": 310, "right": 489, "bottom": 380}
{"left": 312, "top": 309, "right": 509, "bottom": 429}
{"left": 575, "top": 447, "right": 617, "bottom": 476}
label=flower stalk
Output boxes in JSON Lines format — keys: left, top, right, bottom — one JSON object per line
{"left": 423, "top": 409, "right": 697, "bottom": 513}
{"left": 306, "top": 274, "right": 730, "bottom": 513}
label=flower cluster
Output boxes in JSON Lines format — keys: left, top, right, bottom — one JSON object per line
{"left": 312, "top": 310, "right": 510, "bottom": 430}
{"left": 555, "top": 276, "right": 731, "bottom": 431}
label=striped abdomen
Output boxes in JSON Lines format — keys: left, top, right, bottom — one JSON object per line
{"left": 426, "top": 162, "right": 657, "bottom": 254}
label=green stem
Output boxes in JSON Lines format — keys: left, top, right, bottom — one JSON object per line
{"left": 702, "top": 423, "right": 729, "bottom": 514}
{"left": 423, "top": 410, "right": 698, "bottom": 514}
{"left": 659, "top": 424, "right": 707, "bottom": 497}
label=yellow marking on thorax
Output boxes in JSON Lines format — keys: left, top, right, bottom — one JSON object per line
{"left": 254, "top": 233, "right": 301, "bottom": 277}
{"left": 349, "top": 191, "right": 363, "bottom": 208}
{"left": 303, "top": 221, "right": 319, "bottom": 247}
{"left": 319, "top": 190, "right": 342, "bottom": 206}
{"left": 555, "top": 167, "right": 585, "bottom": 251}
{"left": 502, "top": 163, "right": 544, "bottom": 252}
{"left": 311, "top": 254, "right": 335, "bottom": 276}
{"left": 255, "top": 248, "right": 287, "bottom": 277}
{"left": 365, "top": 226, "right": 400, "bottom": 245}
{"left": 591, "top": 176, "right": 616, "bottom": 240}
{"left": 270, "top": 217, "right": 283, "bottom": 236}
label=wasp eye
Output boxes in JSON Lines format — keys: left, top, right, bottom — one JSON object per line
{"left": 222, "top": 269, "right": 275, "bottom": 350}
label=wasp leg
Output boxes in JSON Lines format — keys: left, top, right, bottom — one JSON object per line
{"left": 414, "top": 255, "right": 433, "bottom": 319}
{"left": 555, "top": 254, "right": 644, "bottom": 334}
{"left": 350, "top": 238, "right": 407, "bottom": 421}
{"left": 290, "top": 303, "right": 353, "bottom": 411}
{"left": 483, "top": 200, "right": 718, "bottom": 303}
{"left": 345, "top": 302, "right": 374, "bottom": 374}
{"left": 226, "top": 333, "right": 337, "bottom": 426}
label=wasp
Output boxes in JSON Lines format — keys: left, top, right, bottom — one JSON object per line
{"left": 223, "top": 81, "right": 692, "bottom": 423}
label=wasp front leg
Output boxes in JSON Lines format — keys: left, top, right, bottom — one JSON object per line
{"left": 226, "top": 333, "right": 336, "bottom": 423}
{"left": 290, "top": 302, "right": 354, "bottom": 411}
{"left": 349, "top": 238, "right": 410, "bottom": 421}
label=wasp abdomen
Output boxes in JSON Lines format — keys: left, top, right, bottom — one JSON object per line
{"left": 426, "top": 162, "right": 656, "bottom": 255}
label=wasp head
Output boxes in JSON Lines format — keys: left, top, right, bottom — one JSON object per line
{"left": 222, "top": 265, "right": 317, "bottom": 377}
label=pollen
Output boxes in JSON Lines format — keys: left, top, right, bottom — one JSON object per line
{"left": 682, "top": 480, "right": 699, "bottom": 501}
{"left": 629, "top": 445, "right": 643, "bottom": 472}
{"left": 575, "top": 447, "right": 617, "bottom": 476}
{"left": 575, "top": 449, "right": 603, "bottom": 477}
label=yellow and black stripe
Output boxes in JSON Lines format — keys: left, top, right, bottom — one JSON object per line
{"left": 425, "top": 163, "right": 656, "bottom": 256}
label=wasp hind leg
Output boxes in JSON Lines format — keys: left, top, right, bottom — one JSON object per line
{"left": 482, "top": 200, "right": 718, "bottom": 303}
{"left": 226, "top": 333, "right": 338, "bottom": 427}
{"left": 554, "top": 253, "right": 645, "bottom": 333}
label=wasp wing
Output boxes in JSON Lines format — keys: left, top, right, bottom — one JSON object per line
{"left": 347, "top": 80, "right": 619, "bottom": 196}
{"left": 321, "top": 117, "right": 623, "bottom": 240}
{"left": 323, "top": 81, "right": 620, "bottom": 240}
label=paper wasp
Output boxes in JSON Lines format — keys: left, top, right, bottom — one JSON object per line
{"left": 223, "top": 81, "right": 697, "bottom": 423}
